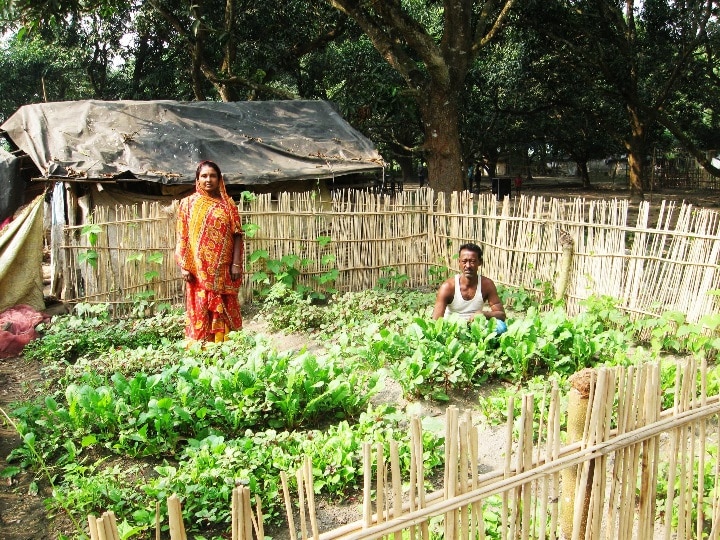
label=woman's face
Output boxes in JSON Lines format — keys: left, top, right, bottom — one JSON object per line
{"left": 198, "top": 165, "right": 220, "bottom": 196}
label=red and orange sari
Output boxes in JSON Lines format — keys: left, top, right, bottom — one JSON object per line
{"left": 175, "top": 179, "right": 243, "bottom": 342}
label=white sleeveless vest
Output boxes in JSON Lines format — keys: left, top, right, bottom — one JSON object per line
{"left": 444, "top": 275, "right": 485, "bottom": 321}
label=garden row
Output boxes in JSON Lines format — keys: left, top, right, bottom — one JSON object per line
{"left": 3, "top": 280, "right": 720, "bottom": 539}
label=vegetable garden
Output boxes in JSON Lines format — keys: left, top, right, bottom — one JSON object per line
{"left": 1, "top": 189, "right": 719, "bottom": 538}
{"left": 2, "top": 273, "right": 720, "bottom": 538}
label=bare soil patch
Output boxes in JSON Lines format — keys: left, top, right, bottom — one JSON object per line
{"left": 0, "top": 355, "right": 50, "bottom": 540}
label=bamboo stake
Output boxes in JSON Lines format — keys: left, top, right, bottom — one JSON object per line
{"left": 96, "top": 516, "right": 108, "bottom": 540}
{"left": 709, "top": 419, "right": 720, "bottom": 540}
{"left": 637, "top": 364, "right": 660, "bottom": 540}
{"left": 697, "top": 360, "right": 708, "bottom": 540}
{"left": 663, "top": 364, "right": 682, "bottom": 540}
{"left": 502, "top": 395, "right": 514, "bottom": 540}
{"left": 409, "top": 421, "right": 418, "bottom": 540}
{"left": 604, "top": 365, "right": 628, "bottom": 540}
{"left": 88, "top": 515, "right": 99, "bottom": 540}
{"left": 232, "top": 486, "right": 240, "bottom": 540}
{"left": 521, "top": 394, "right": 534, "bottom": 540}
{"left": 167, "top": 495, "right": 187, "bottom": 540}
{"left": 534, "top": 384, "right": 548, "bottom": 540}
{"left": 363, "top": 443, "right": 373, "bottom": 529}
{"left": 410, "top": 416, "right": 428, "bottom": 540}
{"left": 444, "top": 406, "right": 459, "bottom": 540}
{"left": 242, "top": 487, "right": 253, "bottom": 540}
{"left": 458, "top": 416, "right": 469, "bottom": 540}
{"left": 547, "top": 380, "right": 561, "bottom": 540}
{"left": 105, "top": 511, "right": 121, "bottom": 540}
{"left": 390, "top": 440, "right": 403, "bottom": 540}
{"left": 297, "top": 468, "right": 309, "bottom": 540}
{"left": 468, "top": 410, "right": 482, "bottom": 540}
{"left": 304, "top": 457, "right": 320, "bottom": 540}
{"left": 376, "top": 442, "right": 385, "bottom": 526}
{"left": 281, "top": 471, "right": 298, "bottom": 540}
{"left": 156, "top": 501, "right": 161, "bottom": 540}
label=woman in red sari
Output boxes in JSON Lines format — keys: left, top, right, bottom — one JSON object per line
{"left": 175, "top": 160, "right": 243, "bottom": 342}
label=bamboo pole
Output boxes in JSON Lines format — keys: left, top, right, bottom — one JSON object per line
{"left": 95, "top": 516, "right": 108, "bottom": 540}
{"left": 232, "top": 486, "right": 240, "bottom": 540}
{"left": 156, "top": 501, "right": 161, "bottom": 540}
{"left": 520, "top": 394, "right": 534, "bottom": 540}
{"left": 297, "top": 468, "right": 309, "bottom": 540}
{"left": 697, "top": 360, "right": 708, "bottom": 540}
{"left": 390, "top": 440, "right": 403, "bottom": 540}
{"left": 376, "top": 442, "right": 386, "bottom": 526}
{"left": 303, "top": 456, "right": 320, "bottom": 540}
{"left": 363, "top": 443, "right": 373, "bottom": 529}
{"left": 561, "top": 368, "right": 594, "bottom": 539}
{"left": 444, "top": 406, "right": 459, "bottom": 540}
{"left": 242, "top": 486, "right": 253, "bottom": 540}
{"left": 88, "top": 515, "right": 99, "bottom": 540}
{"left": 502, "top": 395, "right": 514, "bottom": 540}
{"left": 167, "top": 495, "right": 188, "bottom": 540}
{"left": 281, "top": 471, "right": 297, "bottom": 540}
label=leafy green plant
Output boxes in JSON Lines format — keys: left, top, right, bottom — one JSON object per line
{"left": 427, "top": 261, "right": 452, "bottom": 288}
{"left": 23, "top": 307, "right": 184, "bottom": 364}
{"left": 376, "top": 266, "right": 410, "bottom": 290}
{"left": 249, "top": 241, "right": 339, "bottom": 302}
{"left": 78, "top": 223, "right": 102, "bottom": 268}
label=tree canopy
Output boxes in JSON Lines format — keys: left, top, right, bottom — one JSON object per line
{"left": 0, "top": 0, "right": 717, "bottom": 196}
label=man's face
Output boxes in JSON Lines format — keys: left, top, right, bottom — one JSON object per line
{"left": 458, "top": 249, "right": 481, "bottom": 278}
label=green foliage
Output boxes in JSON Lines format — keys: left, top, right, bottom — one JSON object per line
{"left": 22, "top": 306, "right": 185, "bottom": 364}
{"left": 9, "top": 284, "right": 720, "bottom": 539}
{"left": 249, "top": 242, "right": 339, "bottom": 303}
{"left": 376, "top": 266, "right": 410, "bottom": 290}
{"left": 655, "top": 442, "right": 719, "bottom": 534}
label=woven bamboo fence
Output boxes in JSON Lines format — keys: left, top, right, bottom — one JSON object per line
{"left": 61, "top": 189, "right": 720, "bottom": 321}
{"left": 114, "top": 360, "right": 720, "bottom": 539}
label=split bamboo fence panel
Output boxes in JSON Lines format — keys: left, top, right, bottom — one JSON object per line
{"left": 272, "top": 361, "right": 720, "bottom": 540}
{"left": 62, "top": 201, "right": 182, "bottom": 315}
{"left": 61, "top": 190, "right": 720, "bottom": 322}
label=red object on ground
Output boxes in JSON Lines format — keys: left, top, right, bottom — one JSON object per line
{"left": 0, "top": 304, "right": 49, "bottom": 358}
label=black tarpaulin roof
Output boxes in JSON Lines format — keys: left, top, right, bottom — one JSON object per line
{"left": 0, "top": 99, "right": 384, "bottom": 185}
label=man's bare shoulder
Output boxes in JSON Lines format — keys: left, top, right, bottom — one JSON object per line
{"left": 436, "top": 276, "right": 456, "bottom": 299}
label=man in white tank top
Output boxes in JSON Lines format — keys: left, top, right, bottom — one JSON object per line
{"left": 431, "top": 243, "right": 506, "bottom": 324}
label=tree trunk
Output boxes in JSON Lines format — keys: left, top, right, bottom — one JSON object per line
{"left": 396, "top": 155, "right": 414, "bottom": 184}
{"left": 625, "top": 107, "right": 646, "bottom": 200}
{"left": 420, "top": 91, "right": 464, "bottom": 194}
{"left": 577, "top": 160, "right": 591, "bottom": 188}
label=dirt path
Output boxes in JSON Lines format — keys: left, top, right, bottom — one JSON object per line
{"left": 0, "top": 355, "right": 50, "bottom": 540}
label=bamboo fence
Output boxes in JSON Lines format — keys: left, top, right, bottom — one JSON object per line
{"left": 61, "top": 189, "right": 720, "bottom": 321}
{"left": 110, "top": 360, "right": 720, "bottom": 539}
{"left": 292, "top": 360, "right": 719, "bottom": 540}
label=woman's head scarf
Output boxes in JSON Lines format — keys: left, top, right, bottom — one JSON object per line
{"left": 194, "top": 160, "right": 241, "bottom": 231}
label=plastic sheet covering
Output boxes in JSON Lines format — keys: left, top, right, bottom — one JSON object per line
{"left": 0, "top": 194, "right": 45, "bottom": 313}
{"left": 0, "top": 147, "right": 22, "bottom": 222}
{"left": 0, "top": 304, "right": 48, "bottom": 358}
{"left": 0, "top": 100, "right": 384, "bottom": 185}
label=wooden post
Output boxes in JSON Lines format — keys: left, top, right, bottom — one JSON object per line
{"left": 167, "top": 494, "right": 188, "bottom": 540}
{"left": 560, "top": 368, "right": 594, "bottom": 538}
